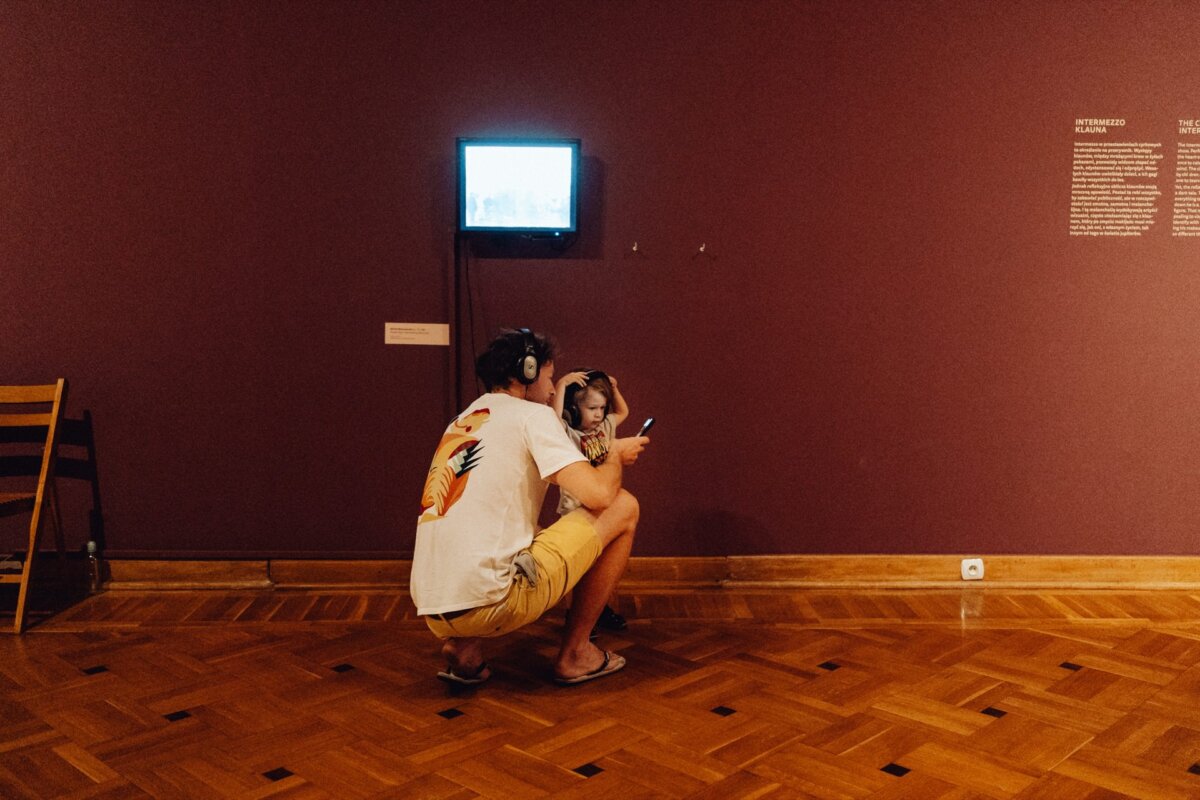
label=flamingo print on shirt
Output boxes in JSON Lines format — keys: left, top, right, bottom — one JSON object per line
{"left": 418, "top": 409, "right": 490, "bottom": 525}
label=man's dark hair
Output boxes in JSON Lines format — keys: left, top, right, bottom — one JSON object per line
{"left": 475, "top": 328, "right": 559, "bottom": 391}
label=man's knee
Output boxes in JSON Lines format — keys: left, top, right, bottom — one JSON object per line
{"left": 624, "top": 489, "right": 643, "bottom": 525}
{"left": 594, "top": 489, "right": 639, "bottom": 547}
{"left": 613, "top": 489, "right": 639, "bottom": 530}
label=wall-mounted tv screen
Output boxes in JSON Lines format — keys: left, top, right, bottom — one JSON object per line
{"left": 458, "top": 137, "right": 580, "bottom": 234}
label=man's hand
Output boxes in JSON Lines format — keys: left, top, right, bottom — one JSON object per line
{"left": 609, "top": 435, "right": 649, "bottom": 465}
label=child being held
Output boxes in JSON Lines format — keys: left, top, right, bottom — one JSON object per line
{"left": 553, "top": 369, "right": 629, "bottom": 512}
{"left": 552, "top": 369, "right": 631, "bottom": 632}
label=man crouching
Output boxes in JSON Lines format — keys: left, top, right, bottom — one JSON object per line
{"left": 410, "top": 328, "right": 648, "bottom": 685}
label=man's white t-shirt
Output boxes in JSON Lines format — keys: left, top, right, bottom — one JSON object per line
{"left": 410, "top": 392, "right": 586, "bottom": 616}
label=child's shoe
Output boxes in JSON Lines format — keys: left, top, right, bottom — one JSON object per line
{"left": 596, "top": 604, "right": 627, "bottom": 632}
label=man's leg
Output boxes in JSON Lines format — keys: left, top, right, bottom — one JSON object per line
{"left": 555, "top": 489, "right": 639, "bottom": 679}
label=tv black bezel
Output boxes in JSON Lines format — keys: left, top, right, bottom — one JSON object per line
{"left": 456, "top": 137, "right": 581, "bottom": 236}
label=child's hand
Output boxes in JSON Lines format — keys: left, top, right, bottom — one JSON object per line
{"left": 555, "top": 371, "right": 589, "bottom": 392}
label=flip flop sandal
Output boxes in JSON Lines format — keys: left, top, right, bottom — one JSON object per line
{"left": 437, "top": 662, "right": 490, "bottom": 686}
{"left": 554, "top": 650, "right": 626, "bottom": 686}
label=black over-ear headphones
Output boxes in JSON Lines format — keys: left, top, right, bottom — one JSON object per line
{"left": 515, "top": 328, "right": 539, "bottom": 385}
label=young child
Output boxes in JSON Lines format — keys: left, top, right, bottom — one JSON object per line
{"left": 553, "top": 369, "right": 631, "bottom": 632}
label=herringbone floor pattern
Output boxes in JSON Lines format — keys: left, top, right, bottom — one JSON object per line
{"left": 5, "top": 588, "right": 1200, "bottom": 798}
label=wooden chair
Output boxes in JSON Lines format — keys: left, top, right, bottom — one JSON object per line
{"left": 0, "top": 380, "right": 68, "bottom": 633}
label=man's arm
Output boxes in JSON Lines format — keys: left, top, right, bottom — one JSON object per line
{"left": 547, "top": 436, "right": 647, "bottom": 511}
{"left": 551, "top": 460, "right": 622, "bottom": 511}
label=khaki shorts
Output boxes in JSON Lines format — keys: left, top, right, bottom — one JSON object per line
{"left": 424, "top": 509, "right": 603, "bottom": 640}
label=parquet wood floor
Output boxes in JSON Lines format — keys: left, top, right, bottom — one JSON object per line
{"left": 5, "top": 587, "right": 1200, "bottom": 798}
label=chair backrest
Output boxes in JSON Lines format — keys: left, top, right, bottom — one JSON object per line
{"left": 0, "top": 405, "right": 105, "bottom": 549}
{"left": 0, "top": 382, "right": 106, "bottom": 556}
{"left": 0, "top": 383, "right": 102, "bottom": 536}
{"left": 0, "top": 382, "right": 68, "bottom": 519}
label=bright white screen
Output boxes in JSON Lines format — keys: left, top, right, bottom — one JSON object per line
{"left": 462, "top": 145, "right": 574, "bottom": 230}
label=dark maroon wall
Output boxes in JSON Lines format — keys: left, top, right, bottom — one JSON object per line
{"left": 4, "top": 1, "right": 1199, "bottom": 557}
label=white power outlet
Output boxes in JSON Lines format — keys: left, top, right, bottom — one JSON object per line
{"left": 960, "top": 558, "right": 985, "bottom": 581}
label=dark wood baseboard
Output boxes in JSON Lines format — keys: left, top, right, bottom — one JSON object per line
{"left": 100, "top": 555, "right": 1200, "bottom": 591}
{"left": 104, "top": 560, "right": 273, "bottom": 590}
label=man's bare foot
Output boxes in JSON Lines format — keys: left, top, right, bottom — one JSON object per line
{"left": 554, "top": 641, "right": 611, "bottom": 681}
{"left": 554, "top": 644, "right": 626, "bottom": 685}
{"left": 441, "top": 638, "right": 490, "bottom": 683}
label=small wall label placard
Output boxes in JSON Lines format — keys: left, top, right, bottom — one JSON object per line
{"left": 385, "top": 323, "right": 450, "bottom": 346}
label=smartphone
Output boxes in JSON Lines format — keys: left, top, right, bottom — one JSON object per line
{"left": 636, "top": 417, "right": 656, "bottom": 437}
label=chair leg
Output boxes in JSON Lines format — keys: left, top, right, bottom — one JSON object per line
{"left": 13, "top": 541, "right": 37, "bottom": 635}
{"left": 14, "top": 502, "right": 46, "bottom": 634}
